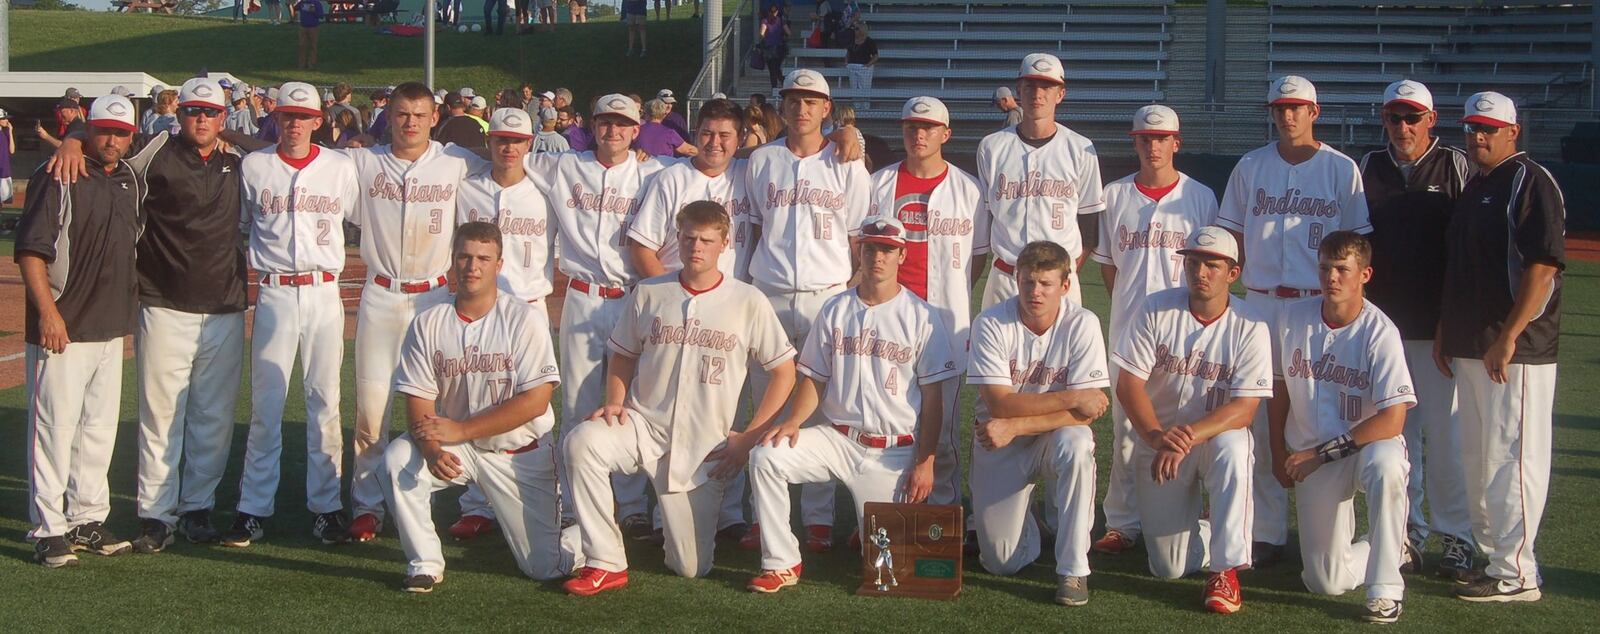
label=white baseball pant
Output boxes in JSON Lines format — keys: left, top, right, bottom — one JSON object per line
{"left": 136, "top": 307, "right": 246, "bottom": 526}
{"left": 238, "top": 282, "right": 345, "bottom": 517}
{"left": 970, "top": 425, "right": 1096, "bottom": 577}
{"left": 1294, "top": 436, "right": 1409, "bottom": 601}
{"left": 383, "top": 433, "right": 579, "bottom": 580}
{"left": 459, "top": 297, "right": 553, "bottom": 524}
{"left": 352, "top": 280, "right": 451, "bottom": 520}
{"left": 1454, "top": 360, "right": 1555, "bottom": 589}
{"left": 979, "top": 265, "right": 1082, "bottom": 310}
{"left": 1101, "top": 366, "right": 1141, "bottom": 540}
{"left": 931, "top": 376, "right": 963, "bottom": 506}
{"left": 748, "top": 426, "right": 915, "bottom": 571}
{"left": 565, "top": 412, "right": 731, "bottom": 577}
{"left": 557, "top": 286, "right": 649, "bottom": 524}
{"left": 26, "top": 339, "right": 125, "bottom": 539}
{"left": 751, "top": 281, "right": 847, "bottom": 529}
{"left": 1134, "top": 428, "right": 1253, "bottom": 578}
{"left": 650, "top": 372, "right": 758, "bottom": 533}
{"left": 1243, "top": 290, "right": 1290, "bottom": 546}
{"left": 1401, "top": 339, "right": 1470, "bottom": 546}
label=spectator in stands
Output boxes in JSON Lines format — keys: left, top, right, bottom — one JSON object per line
{"left": 748, "top": 93, "right": 768, "bottom": 109}
{"left": 36, "top": 99, "right": 86, "bottom": 149}
{"left": 555, "top": 88, "right": 573, "bottom": 110}
{"left": 265, "top": 0, "right": 285, "bottom": 23}
{"left": 743, "top": 103, "right": 780, "bottom": 148}
{"left": 256, "top": 88, "right": 281, "bottom": 142}
{"left": 467, "top": 96, "right": 491, "bottom": 129}
{"left": 141, "top": 90, "right": 179, "bottom": 137}
{"left": 845, "top": 24, "right": 879, "bottom": 106}
{"left": 635, "top": 99, "right": 697, "bottom": 157}
{"left": 296, "top": 0, "right": 324, "bottom": 70}
{"left": 520, "top": 83, "right": 536, "bottom": 106}
{"left": 569, "top": 0, "right": 588, "bottom": 23}
{"left": 993, "top": 86, "right": 1022, "bottom": 129}
{"left": 623, "top": 0, "right": 649, "bottom": 57}
{"left": 484, "top": 0, "right": 508, "bottom": 34}
{"left": 653, "top": 0, "right": 669, "bottom": 20}
{"left": 534, "top": 110, "right": 571, "bottom": 153}
{"left": 368, "top": 88, "right": 391, "bottom": 140}
{"left": 555, "top": 106, "right": 592, "bottom": 151}
{"left": 227, "top": 93, "right": 260, "bottom": 136}
{"left": 832, "top": 104, "right": 891, "bottom": 171}
{"left": 537, "top": 91, "right": 556, "bottom": 113}
{"left": 330, "top": 106, "right": 362, "bottom": 148}
{"left": 758, "top": 4, "right": 790, "bottom": 89}
{"left": 436, "top": 93, "right": 488, "bottom": 148}
{"left": 330, "top": 83, "right": 363, "bottom": 134}
{"left": 538, "top": 0, "right": 556, "bottom": 26}
{"left": 140, "top": 84, "right": 167, "bottom": 133}
{"left": 0, "top": 108, "right": 13, "bottom": 205}
{"left": 655, "top": 89, "right": 689, "bottom": 138}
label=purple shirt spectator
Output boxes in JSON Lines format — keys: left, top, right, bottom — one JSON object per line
{"left": 296, "top": 0, "right": 324, "bottom": 27}
{"left": 634, "top": 121, "right": 686, "bottom": 157}
{"left": 663, "top": 111, "right": 689, "bottom": 139}
{"left": 563, "top": 125, "right": 593, "bottom": 152}
{"left": 0, "top": 127, "right": 12, "bottom": 179}
{"left": 256, "top": 114, "right": 280, "bottom": 143}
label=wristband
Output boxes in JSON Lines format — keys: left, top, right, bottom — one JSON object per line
{"left": 1314, "top": 433, "right": 1357, "bottom": 464}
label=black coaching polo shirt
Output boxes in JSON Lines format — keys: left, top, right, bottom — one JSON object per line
{"left": 1440, "top": 151, "right": 1565, "bottom": 364}
{"left": 128, "top": 132, "right": 249, "bottom": 314}
{"left": 15, "top": 157, "right": 145, "bottom": 345}
{"left": 1360, "top": 138, "right": 1471, "bottom": 339}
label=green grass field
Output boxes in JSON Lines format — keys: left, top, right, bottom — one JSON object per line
{"left": 1, "top": 260, "right": 1596, "bottom": 631}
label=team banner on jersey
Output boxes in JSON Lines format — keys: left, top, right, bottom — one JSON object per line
{"left": 856, "top": 502, "right": 964, "bottom": 600}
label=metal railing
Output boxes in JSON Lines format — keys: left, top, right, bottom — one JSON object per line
{"left": 686, "top": 0, "right": 754, "bottom": 117}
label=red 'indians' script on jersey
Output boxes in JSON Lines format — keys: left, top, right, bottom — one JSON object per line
{"left": 1118, "top": 221, "right": 1187, "bottom": 253}
{"left": 994, "top": 171, "right": 1076, "bottom": 200}
{"left": 1250, "top": 188, "right": 1340, "bottom": 218}
{"left": 828, "top": 327, "right": 916, "bottom": 364}
{"left": 567, "top": 184, "right": 642, "bottom": 215}
{"left": 367, "top": 173, "right": 456, "bottom": 203}
{"left": 432, "top": 345, "right": 514, "bottom": 378}
{"left": 1009, "top": 359, "right": 1074, "bottom": 387}
{"left": 257, "top": 188, "right": 346, "bottom": 216}
{"left": 648, "top": 317, "right": 741, "bottom": 352}
{"left": 1152, "top": 345, "right": 1238, "bottom": 382}
{"left": 765, "top": 180, "right": 848, "bottom": 210}
{"left": 1286, "top": 349, "right": 1372, "bottom": 390}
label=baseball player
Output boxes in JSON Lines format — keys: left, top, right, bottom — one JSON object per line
{"left": 967, "top": 240, "right": 1109, "bottom": 606}
{"left": 227, "top": 82, "right": 361, "bottom": 548}
{"left": 1217, "top": 76, "right": 1371, "bottom": 566}
{"left": 865, "top": 96, "right": 987, "bottom": 510}
{"left": 446, "top": 107, "right": 558, "bottom": 540}
{"left": 1270, "top": 230, "right": 1415, "bottom": 623}
{"left": 745, "top": 215, "right": 958, "bottom": 594}
{"left": 1112, "top": 227, "right": 1269, "bottom": 614}
{"left": 1358, "top": 80, "right": 1476, "bottom": 579}
{"left": 527, "top": 94, "right": 665, "bottom": 537}
{"left": 1090, "top": 105, "right": 1219, "bottom": 556}
{"left": 1441, "top": 92, "right": 1564, "bottom": 603}
{"left": 742, "top": 68, "right": 873, "bottom": 553}
{"left": 382, "top": 221, "right": 577, "bottom": 593}
{"left": 974, "top": 52, "right": 1106, "bottom": 309}
{"left": 19, "top": 95, "right": 144, "bottom": 567}
{"left": 562, "top": 201, "right": 797, "bottom": 596}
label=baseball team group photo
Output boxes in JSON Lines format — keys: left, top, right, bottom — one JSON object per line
{"left": 0, "top": 0, "right": 1596, "bottom": 630}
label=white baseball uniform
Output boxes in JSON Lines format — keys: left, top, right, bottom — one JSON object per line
{"left": 974, "top": 123, "right": 1106, "bottom": 308}
{"left": 867, "top": 161, "right": 989, "bottom": 505}
{"left": 1216, "top": 142, "right": 1371, "bottom": 547}
{"left": 384, "top": 294, "right": 578, "bottom": 581}
{"left": 529, "top": 149, "right": 665, "bottom": 522}
{"left": 1091, "top": 172, "right": 1219, "bottom": 541}
{"left": 1111, "top": 288, "right": 1271, "bottom": 578}
{"left": 1277, "top": 298, "right": 1415, "bottom": 601}
{"left": 749, "top": 288, "right": 958, "bottom": 571}
{"left": 628, "top": 157, "right": 753, "bottom": 280}
{"left": 566, "top": 273, "right": 793, "bottom": 577}
{"left": 347, "top": 142, "right": 476, "bottom": 522}
{"left": 237, "top": 145, "right": 360, "bottom": 517}
{"left": 966, "top": 297, "right": 1109, "bottom": 578}
{"left": 745, "top": 139, "right": 873, "bottom": 528}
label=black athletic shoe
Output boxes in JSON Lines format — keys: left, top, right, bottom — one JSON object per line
{"left": 1399, "top": 540, "right": 1422, "bottom": 574}
{"left": 34, "top": 536, "right": 79, "bottom": 568}
{"left": 1361, "top": 598, "right": 1402, "bottom": 624}
{"left": 1438, "top": 534, "right": 1476, "bottom": 581}
{"left": 402, "top": 574, "right": 438, "bottom": 593}
{"left": 66, "top": 522, "right": 133, "bottom": 556}
{"left": 1251, "top": 541, "right": 1284, "bottom": 569}
{"left": 1455, "top": 577, "right": 1543, "bottom": 603}
{"left": 221, "top": 513, "right": 266, "bottom": 548}
{"left": 178, "top": 510, "right": 221, "bottom": 544}
{"left": 313, "top": 512, "right": 351, "bottom": 545}
{"left": 131, "top": 519, "right": 175, "bottom": 554}
{"left": 621, "top": 514, "right": 652, "bottom": 541}
{"left": 715, "top": 523, "right": 750, "bottom": 543}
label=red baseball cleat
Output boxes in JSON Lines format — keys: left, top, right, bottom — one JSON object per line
{"left": 563, "top": 567, "right": 629, "bottom": 596}
{"left": 1091, "top": 529, "right": 1136, "bottom": 555}
{"left": 747, "top": 563, "right": 803, "bottom": 594}
{"left": 448, "top": 515, "right": 497, "bottom": 541}
{"left": 738, "top": 523, "right": 762, "bottom": 551}
{"left": 1203, "top": 567, "right": 1243, "bottom": 614}
{"left": 348, "top": 513, "right": 381, "bottom": 543}
{"left": 804, "top": 525, "right": 833, "bottom": 554}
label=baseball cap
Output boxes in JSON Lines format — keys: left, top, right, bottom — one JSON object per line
{"left": 592, "top": 93, "right": 642, "bottom": 125}
{"left": 1462, "top": 91, "right": 1517, "bottom": 127}
{"left": 900, "top": 96, "right": 950, "bottom": 127}
{"left": 460, "top": 87, "right": 476, "bottom": 99}
{"left": 0, "top": 108, "right": 10, "bottom": 119}
{"left": 540, "top": 106, "right": 558, "bottom": 124}
{"left": 321, "top": 90, "right": 335, "bottom": 102}
{"left": 87, "top": 95, "right": 137, "bottom": 132}
{"left": 859, "top": 215, "right": 908, "bottom": 248}
{"left": 993, "top": 86, "right": 1014, "bottom": 102}
{"left": 780, "top": 69, "right": 831, "bottom": 99}
{"left": 711, "top": 91, "right": 728, "bottom": 100}
{"left": 1268, "top": 75, "right": 1317, "bottom": 106}
{"left": 1383, "top": 80, "right": 1433, "bottom": 113}
{"left": 1130, "top": 104, "right": 1180, "bottom": 136}
{"left": 1177, "top": 226, "right": 1239, "bottom": 263}
{"left": 443, "top": 93, "right": 465, "bottom": 109}
{"left": 489, "top": 107, "right": 535, "bottom": 139}
{"left": 149, "top": 84, "right": 168, "bottom": 99}
{"left": 540, "top": 91, "right": 556, "bottom": 102}
{"left": 179, "top": 77, "right": 228, "bottom": 111}
{"left": 276, "top": 81, "right": 323, "bottom": 117}
{"left": 110, "top": 85, "right": 133, "bottom": 98}
{"left": 65, "top": 87, "right": 82, "bottom": 100}
{"left": 656, "top": 89, "right": 677, "bottom": 104}
{"left": 217, "top": 78, "right": 234, "bottom": 90}
{"left": 266, "top": 86, "right": 280, "bottom": 101}
{"left": 470, "top": 95, "right": 487, "bottom": 110}
{"left": 1018, "top": 53, "right": 1065, "bottom": 85}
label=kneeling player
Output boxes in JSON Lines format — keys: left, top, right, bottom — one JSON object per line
{"left": 562, "top": 201, "right": 798, "bottom": 596}
{"left": 746, "top": 216, "right": 958, "bottom": 593}
{"left": 1112, "top": 227, "right": 1270, "bottom": 613}
{"left": 967, "top": 240, "right": 1109, "bottom": 606}
{"left": 1271, "top": 231, "right": 1416, "bottom": 623}
{"left": 382, "top": 222, "right": 577, "bottom": 593}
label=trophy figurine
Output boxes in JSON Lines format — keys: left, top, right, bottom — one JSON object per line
{"left": 855, "top": 502, "right": 963, "bottom": 600}
{"left": 869, "top": 525, "right": 898, "bottom": 591}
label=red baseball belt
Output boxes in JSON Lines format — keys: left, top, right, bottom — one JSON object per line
{"left": 505, "top": 438, "right": 540, "bottom": 454}
{"left": 267, "top": 271, "right": 336, "bottom": 287}
{"left": 993, "top": 258, "right": 1016, "bottom": 275}
{"left": 568, "top": 279, "right": 627, "bottom": 300}
{"left": 375, "top": 274, "right": 447, "bottom": 294}
{"left": 1248, "top": 286, "right": 1322, "bottom": 299}
{"left": 833, "top": 424, "right": 914, "bottom": 449}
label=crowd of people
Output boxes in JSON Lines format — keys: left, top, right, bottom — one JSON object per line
{"left": 12, "top": 50, "right": 1564, "bottom": 626}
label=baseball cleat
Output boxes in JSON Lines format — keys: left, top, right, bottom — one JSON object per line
{"left": 1251, "top": 542, "right": 1284, "bottom": 569}
{"left": 621, "top": 514, "right": 652, "bottom": 542}
{"left": 1203, "top": 568, "right": 1242, "bottom": 614}
{"left": 649, "top": 527, "right": 666, "bottom": 546}
{"left": 1092, "top": 529, "right": 1137, "bottom": 555}
{"left": 1399, "top": 540, "right": 1422, "bottom": 574}
{"left": 804, "top": 525, "right": 833, "bottom": 554}
{"left": 34, "top": 536, "right": 79, "bottom": 568}
{"left": 715, "top": 523, "right": 750, "bottom": 543}
{"left": 132, "top": 519, "right": 176, "bottom": 554}
{"left": 401, "top": 574, "right": 440, "bottom": 593}
{"left": 738, "top": 523, "right": 762, "bottom": 551}
{"left": 314, "top": 512, "right": 351, "bottom": 545}
{"left": 564, "top": 567, "right": 629, "bottom": 596}
{"left": 1361, "top": 598, "right": 1402, "bottom": 624}
{"left": 66, "top": 522, "right": 133, "bottom": 556}
{"left": 448, "top": 515, "right": 498, "bottom": 541}
{"left": 221, "top": 512, "right": 266, "bottom": 548}
{"left": 747, "top": 564, "right": 803, "bottom": 593}
{"left": 178, "top": 510, "right": 221, "bottom": 544}
{"left": 348, "top": 513, "right": 381, "bottom": 543}
{"left": 1054, "top": 575, "right": 1089, "bottom": 606}
{"left": 1438, "top": 534, "right": 1476, "bottom": 581}
{"left": 1454, "top": 577, "right": 1542, "bottom": 603}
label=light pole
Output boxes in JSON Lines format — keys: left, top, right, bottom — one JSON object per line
{"left": 425, "top": 0, "right": 436, "bottom": 89}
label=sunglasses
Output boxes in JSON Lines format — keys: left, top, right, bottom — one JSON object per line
{"left": 1385, "top": 112, "right": 1426, "bottom": 125}
{"left": 179, "top": 106, "right": 225, "bottom": 118}
{"left": 1463, "top": 123, "right": 1505, "bottom": 136}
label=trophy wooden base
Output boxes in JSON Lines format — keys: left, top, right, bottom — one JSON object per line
{"left": 855, "top": 502, "right": 963, "bottom": 600}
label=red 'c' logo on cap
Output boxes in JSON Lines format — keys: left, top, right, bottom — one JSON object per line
{"left": 1143, "top": 111, "right": 1164, "bottom": 125}
{"left": 1473, "top": 96, "right": 1495, "bottom": 112}
{"left": 195, "top": 85, "right": 215, "bottom": 98}
{"left": 606, "top": 97, "right": 631, "bottom": 110}
{"left": 290, "top": 88, "right": 311, "bottom": 102}
{"left": 912, "top": 101, "right": 932, "bottom": 114}
{"left": 1031, "top": 58, "right": 1053, "bottom": 72}
{"left": 504, "top": 112, "right": 526, "bottom": 127}
{"left": 107, "top": 102, "right": 129, "bottom": 116}
{"left": 1396, "top": 83, "right": 1416, "bottom": 96}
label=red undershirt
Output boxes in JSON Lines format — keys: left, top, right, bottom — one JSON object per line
{"left": 891, "top": 167, "right": 949, "bottom": 299}
{"left": 680, "top": 272, "right": 724, "bottom": 296}
{"left": 1135, "top": 179, "right": 1179, "bottom": 202}
{"left": 278, "top": 144, "right": 320, "bottom": 170}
